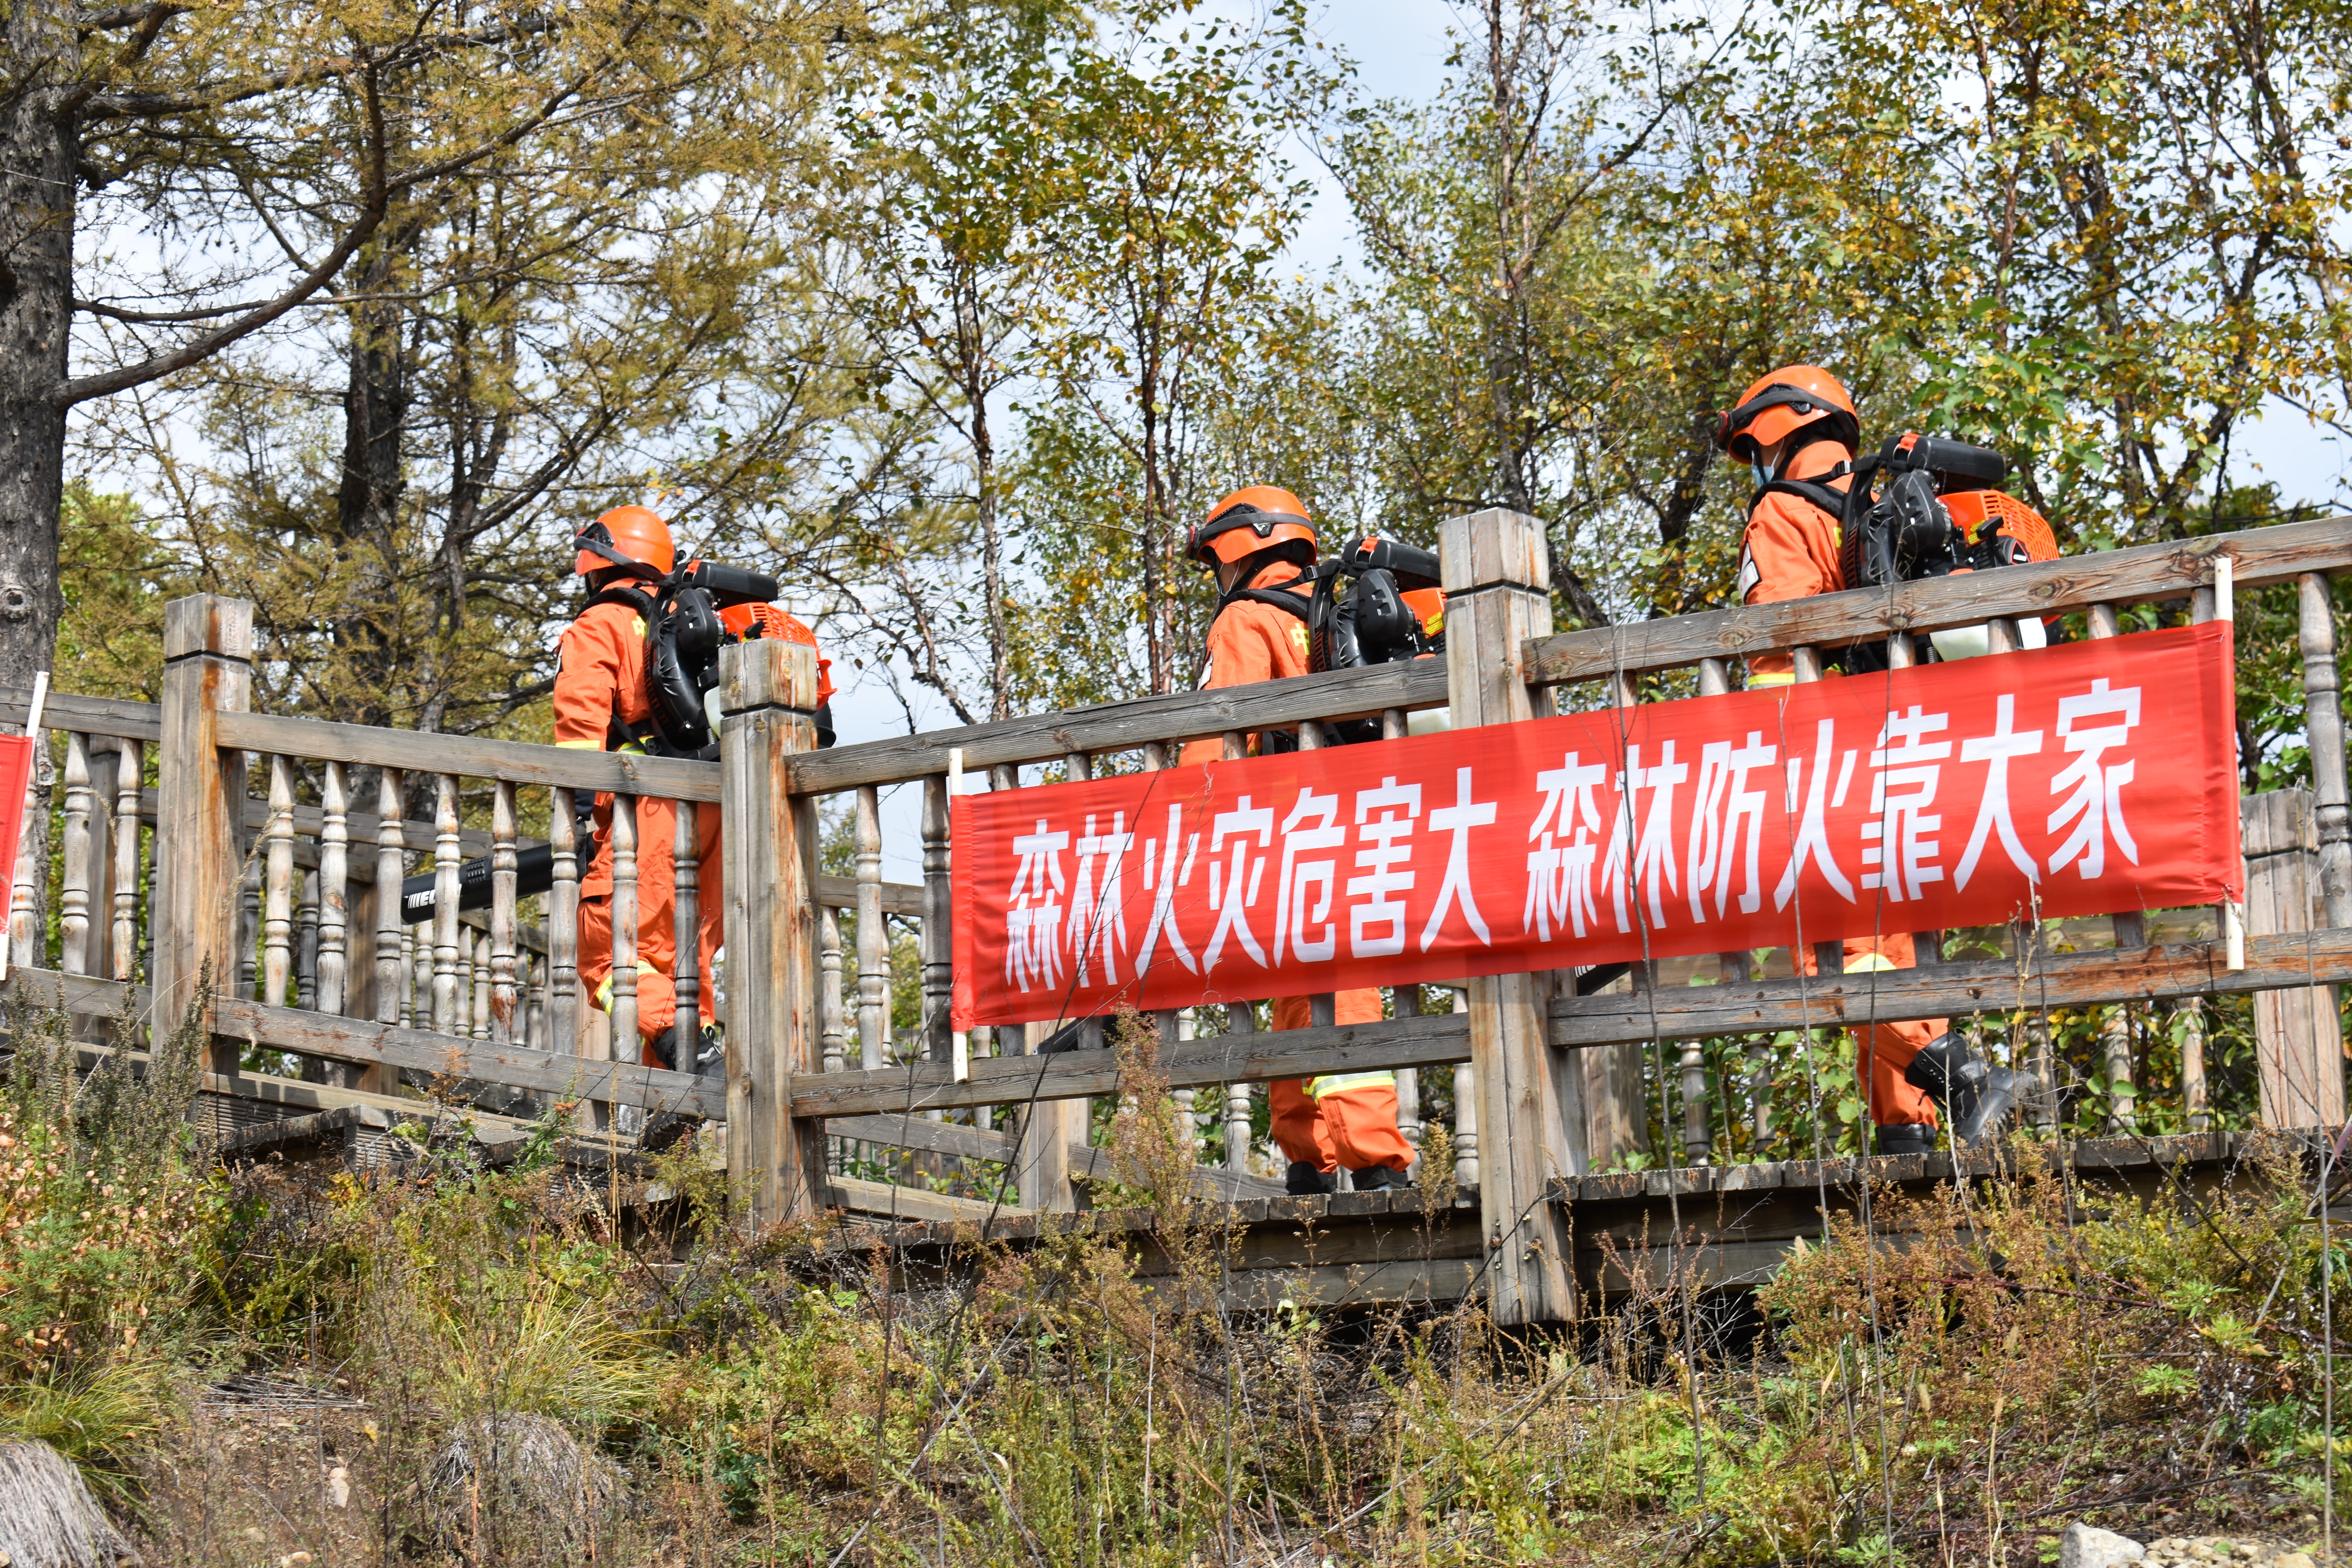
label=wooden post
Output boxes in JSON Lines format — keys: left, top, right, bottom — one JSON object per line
{"left": 491, "top": 779, "right": 519, "bottom": 1044}
{"left": 719, "top": 637, "right": 826, "bottom": 1225}
{"left": 2242, "top": 790, "right": 2345, "bottom": 1128}
{"left": 154, "top": 595, "right": 252, "bottom": 1068}
{"left": 1441, "top": 506, "right": 1582, "bottom": 1326}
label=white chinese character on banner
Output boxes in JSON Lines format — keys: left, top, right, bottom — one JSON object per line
{"left": 1006, "top": 820, "right": 1070, "bottom": 992}
{"left": 1419, "top": 767, "right": 1497, "bottom": 951}
{"left": 1136, "top": 804, "right": 1200, "bottom": 975}
{"left": 1617, "top": 741, "right": 1690, "bottom": 930}
{"left": 1273, "top": 787, "right": 1345, "bottom": 965}
{"left": 1524, "top": 752, "right": 1608, "bottom": 941}
{"left": 1953, "top": 693, "right": 2044, "bottom": 890}
{"left": 1202, "top": 795, "right": 1276, "bottom": 971}
{"left": 1860, "top": 706, "right": 1952, "bottom": 902}
{"left": 1773, "top": 719, "right": 1858, "bottom": 909}
{"left": 2047, "top": 678, "right": 2142, "bottom": 880}
{"left": 1350, "top": 776, "right": 1422, "bottom": 958}
{"left": 1688, "top": 732, "right": 1776, "bottom": 922}
{"left": 1067, "top": 811, "right": 1134, "bottom": 984}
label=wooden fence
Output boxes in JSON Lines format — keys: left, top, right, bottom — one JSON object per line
{"left": 3, "top": 508, "right": 2350, "bottom": 1326}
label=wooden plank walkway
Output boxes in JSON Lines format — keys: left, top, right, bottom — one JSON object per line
{"left": 848, "top": 1132, "right": 2273, "bottom": 1314}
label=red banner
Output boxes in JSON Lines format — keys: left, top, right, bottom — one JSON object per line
{"left": 951, "top": 624, "right": 2242, "bottom": 1029}
{"left": 0, "top": 734, "right": 33, "bottom": 926}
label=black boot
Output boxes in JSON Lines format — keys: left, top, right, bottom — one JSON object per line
{"left": 1876, "top": 1122, "right": 1936, "bottom": 1156}
{"left": 1903, "top": 1033, "right": 2019, "bottom": 1147}
{"left": 1286, "top": 1161, "right": 1337, "bottom": 1196}
{"left": 1349, "top": 1163, "right": 1411, "bottom": 1191}
{"left": 646, "top": 1024, "right": 679, "bottom": 1071}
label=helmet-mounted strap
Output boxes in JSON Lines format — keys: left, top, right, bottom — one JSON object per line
{"left": 1198, "top": 508, "right": 1314, "bottom": 546}
{"left": 574, "top": 522, "right": 665, "bottom": 580}
{"left": 1714, "top": 383, "right": 1832, "bottom": 451}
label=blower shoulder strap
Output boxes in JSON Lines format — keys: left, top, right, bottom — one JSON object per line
{"left": 583, "top": 583, "right": 659, "bottom": 619}
{"left": 1752, "top": 471, "right": 1852, "bottom": 526}
{"left": 1223, "top": 585, "right": 1313, "bottom": 621}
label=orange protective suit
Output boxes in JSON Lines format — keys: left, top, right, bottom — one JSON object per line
{"left": 1738, "top": 442, "right": 1944, "bottom": 1129}
{"left": 554, "top": 594, "right": 724, "bottom": 1064}
{"left": 1178, "top": 561, "right": 1413, "bottom": 1175}
{"left": 1735, "top": 439, "right": 1854, "bottom": 687}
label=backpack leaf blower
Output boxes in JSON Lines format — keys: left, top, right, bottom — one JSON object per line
{"left": 1305, "top": 534, "right": 1447, "bottom": 744}
{"left": 1834, "top": 433, "right": 2060, "bottom": 671}
{"left": 641, "top": 560, "right": 782, "bottom": 761}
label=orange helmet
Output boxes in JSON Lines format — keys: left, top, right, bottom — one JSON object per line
{"left": 1713, "top": 366, "right": 1859, "bottom": 460}
{"left": 1187, "top": 486, "right": 1318, "bottom": 570}
{"left": 574, "top": 505, "right": 674, "bottom": 579}
{"left": 721, "top": 602, "right": 835, "bottom": 707}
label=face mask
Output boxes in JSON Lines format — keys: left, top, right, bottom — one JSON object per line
{"left": 1752, "top": 456, "right": 1774, "bottom": 488}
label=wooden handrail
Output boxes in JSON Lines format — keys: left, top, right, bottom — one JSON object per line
{"left": 1523, "top": 514, "right": 2352, "bottom": 687}
{"left": 0, "top": 688, "right": 160, "bottom": 742}
{"left": 214, "top": 710, "right": 720, "bottom": 802}
{"left": 774, "top": 926, "right": 2352, "bottom": 1118}
{"left": 1548, "top": 927, "right": 2352, "bottom": 1045}
{"left": 0, "top": 967, "right": 726, "bottom": 1119}
{"left": 788, "top": 657, "right": 1449, "bottom": 796}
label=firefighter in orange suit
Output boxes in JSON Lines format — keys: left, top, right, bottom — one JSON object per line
{"left": 1715, "top": 368, "right": 2011, "bottom": 1152}
{"left": 555, "top": 505, "right": 834, "bottom": 1070}
{"left": 1178, "top": 486, "right": 1416, "bottom": 1194}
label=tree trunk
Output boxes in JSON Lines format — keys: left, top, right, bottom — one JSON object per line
{"left": 0, "top": 0, "right": 78, "bottom": 697}
{"left": 334, "top": 259, "right": 410, "bottom": 725}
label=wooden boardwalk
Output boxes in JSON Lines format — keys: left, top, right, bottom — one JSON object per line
{"left": 839, "top": 1132, "right": 2267, "bottom": 1315}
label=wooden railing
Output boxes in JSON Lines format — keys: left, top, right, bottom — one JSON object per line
{"left": 4, "top": 510, "right": 2349, "bottom": 1326}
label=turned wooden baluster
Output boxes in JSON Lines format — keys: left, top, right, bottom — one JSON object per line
{"left": 431, "top": 773, "right": 463, "bottom": 1034}
{"left": 855, "top": 784, "right": 888, "bottom": 1070}
{"left": 113, "top": 739, "right": 142, "bottom": 982}
{"left": 608, "top": 793, "right": 641, "bottom": 1054}
{"left": 2299, "top": 572, "right": 2352, "bottom": 926}
{"left": 316, "top": 762, "right": 348, "bottom": 1018}
{"left": 671, "top": 796, "right": 699, "bottom": 1056}
{"left": 921, "top": 774, "right": 953, "bottom": 1064}
{"left": 470, "top": 927, "right": 492, "bottom": 1041}
{"left": 262, "top": 755, "right": 296, "bottom": 1007}
{"left": 490, "top": 779, "right": 519, "bottom": 1044}
{"left": 296, "top": 872, "right": 319, "bottom": 1009}
{"left": 819, "top": 904, "right": 847, "bottom": 1073}
{"left": 548, "top": 786, "right": 580, "bottom": 1055}
{"left": 376, "top": 769, "right": 406, "bottom": 1024}
{"left": 237, "top": 855, "right": 261, "bottom": 1001}
{"left": 1450, "top": 988, "right": 1479, "bottom": 1191}
{"left": 59, "top": 733, "right": 93, "bottom": 975}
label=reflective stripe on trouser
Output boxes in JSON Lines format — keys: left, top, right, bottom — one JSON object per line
{"left": 1268, "top": 991, "right": 1410, "bottom": 1172}
{"left": 1797, "top": 931, "right": 1945, "bottom": 1127}
{"left": 1309, "top": 1069, "right": 1397, "bottom": 1099}
{"left": 577, "top": 797, "right": 724, "bottom": 1064}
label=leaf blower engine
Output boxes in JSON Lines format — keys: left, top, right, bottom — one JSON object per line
{"left": 1835, "top": 433, "right": 2060, "bottom": 668}
{"left": 1305, "top": 534, "right": 1446, "bottom": 743}
{"left": 640, "top": 559, "right": 784, "bottom": 762}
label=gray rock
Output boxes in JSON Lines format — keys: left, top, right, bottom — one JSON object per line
{"left": 0, "top": 1441, "right": 134, "bottom": 1567}
{"left": 2063, "top": 1524, "right": 2149, "bottom": 1568}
